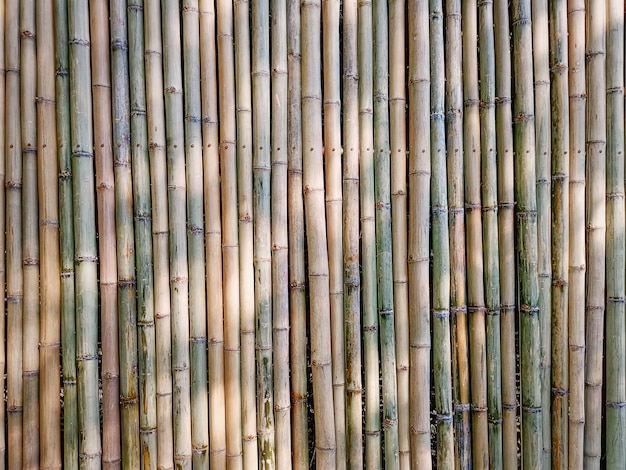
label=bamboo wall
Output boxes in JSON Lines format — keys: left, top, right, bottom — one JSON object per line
{"left": 0, "top": 0, "right": 624, "bottom": 469}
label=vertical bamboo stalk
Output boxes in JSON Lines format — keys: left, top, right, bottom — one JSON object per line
{"left": 301, "top": 1, "right": 337, "bottom": 467}
{"left": 69, "top": 0, "right": 102, "bottom": 466}
{"left": 584, "top": 3, "right": 606, "bottom": 468}
{"left": 342, "top": 0, "right": 361, "bottom": 467}
{"left": 0, "top": 1, "right": 6, "bottom": 466}
{"left": 110, "top": 1, "right": 141, "bottom": 467}
{"left": 567, "top": 2, "right": 586, "bottom": 467}
{"left": 549, "top": 0, "right": 570, "bottom": 467}
{"left": 287, "top": 2, "right": 309, "bottom": 466}
{"left": 446, "top": 2, "right": 471, "bottom": 468}
{"left": 144, "top": 0, "right": 174, "bottom": 466}
{"left": 430, "top": 0, "right": 453, "bottom": 467}
{"left": 408, "top": 0, "right": 431, "bottom": 467}
{"left": 37, "top": 0, "right": 61, "bottom": 466}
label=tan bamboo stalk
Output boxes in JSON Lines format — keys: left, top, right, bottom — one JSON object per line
{"left": 211, "top": 1, "right": 242, "bottom": 468}
{"left": 445, "top": 2, "right": 471, "bottom": 468}
{"left": 567, "top": 2, "right": 586, "bottom": 467}
{"left": 389, "top": 0, "right": 409, "bottom": 466}
{"left": 144, "top": 0, "right": 174, "bottom": 466}
{"left": 271, "top": 0, "right": 292, "bottom": 468}
{"left": 358, "top": 0, "right": 380, "bottom": 467}
{"left": 69, "top": 0, "right": 102, "bottom": 465}
{"left": 462, "top": 2, "right": 488, "bottom": 466}
{"left": 110, "top": 0, "right": 141, "bottom": 467}
{"left": 55, "top": 0, "right": 79, "bottom": 466}
{"left": 430, "top": 0, "right": 453, "bottom": 467}
{"left": 5, "top": 1, "right": 23, "bottom": 467}
{"left": 493, "top": 1, "right": 517, "bottom": 467}
{"left": 36, "top": 0, "right": 61, "bottom": 466}
{"left": 287, "top": 1, "right": 309, "bottom": 466}
{"left": 548, "top": 0, "right": 569, "bottom": 467}
{"left": 584, "top": 3, "right": 606, "bottom": 468}
{"left": 408, "top": 0, "right": 431, "bottom": 467}
{"left": 0, "top": 1, "right": 6, "bottom": 466}
{"left": 605, "top": 2, "right": 625, "bottom": 467}
{"left": 301, "top": 1, "right": 337, "bottom": 467}
{"left": 233, "top": 0, "right": 258, "bottom": 466}
{"left": 512, "top": 1, "right": 543, "bottom": 467}
{"left": 20, "top": 1, "right": 40, "bottom": 467}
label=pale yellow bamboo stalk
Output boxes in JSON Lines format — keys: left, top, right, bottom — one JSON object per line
{"left": 0, "top": 1, "right": 6, "bottom": 466}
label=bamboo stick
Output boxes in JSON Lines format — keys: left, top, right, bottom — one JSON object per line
{"left": 212, "top": 1, "right": 243, "bottom": 468}
{"left": 445, "top": 2, "right": 471, "bottom": 467}
{"left": 37, "top": 0, "right": 61, "bottom": 466}
{"left": 110, "top": 1, "right": 141, "bottom": 467}
{"left": 430, "top": 0, "right": 453, "bottom": 467}
{"left": 271, "top": 0, "right": 292, "bottom": 468}
{"left": 605, "top": 2, "right": 625, "bottom": 466}
{"left": 548, "top": 0, "right": 569, "bottom": 467}
{"left": 5, "top": 1, "right": 23, "bottom": 467}
{"left": 584, "top": 3, "right": 606, "bottom": 469}
{"left": 68, "top": 0, "right": 102, "bottom": 466}
{"left": 287, "top": 2, "right": 309, "bottom": 466}
{"left": 144, "top": 0, "right": 174, "bottom": 466}
{"left": 567, "top": 2, "right": 586, "bottom": 467}
{"left": 21, "top": 0, "right": 40, "bottom": 466}
{"left": 301, "top": 1, "right": 337, "bottom": 467}
{"left": 511, "top": 1, "right": 543, "bottom": 467}
{"left": 0, "top": 1, "right": 6, "bottom": 466}
{"left": 389, "top": 0, "right": 409, "bottom": 467}
{"left": 408, "top": 0, "right": 431, "bottom": 467}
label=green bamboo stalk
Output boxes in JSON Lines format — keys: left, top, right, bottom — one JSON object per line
{"left": 287, "top": 1, "right": 309, "bottom": 466}
{"left": 389, "top": 0, "right": 409, "bottom": 467}
{"left": 55, "top": 0, "right": 78, "bottom": 466}
{"left": 493, "top": 1, "right": 517, "bottom": 467}
{"left": 69, "top": 0, "right": 102, "bottom": 466}
{"left": 548, "top": 0, "right": 569, "bottom": 467}
{"left": 271, "top": 1, "right": 292, "bottom": 468}
{"left": 110, "top": 1, "right": 141, "bottom": 467}
{"left": 21, "top": 1, "right": 40, "bottom": 466}
{"left": 5, "top": 1, "right": 23, "bottom": 467}
{"left": 605, "top": 2, "right": 625, "bottom": 466}
{"left": 462, "top": 2, "right": 489, "bottom": 467}
{"left": 445, "top": 2, "right": 471, "bottom": 468}
{"left": 567, "top": 2, "right": 585, "bottom": 467}
{"left": 37, "top": 0, "right": 62, "bottom": 466}
{"left": 408, "top": 0, "right": 431, "bottom": 467}
{"left": 0, "top": 1, "right": 6, "bottom": 466}
{"left": 144, "top": 0, "right": 173, "bottom": 466}
{"left": 430, "top": 1, "right": 453, "bottom": 468}
{"left": 584, "top": 3, "right": 606, "bottom": 469}
{"left": 511, "top": 1, "right": 542, "bottom": 467}
{"left": 212, "top": 2, "right": 243, "bottom": 468}
{"left": 301, "top": 1, "right": 337, "bottom": 467}
{"left": 358, "top": 0, "right": 380, "bottom": 467}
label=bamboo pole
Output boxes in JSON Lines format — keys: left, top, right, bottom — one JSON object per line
{"left": 144, "top": 0, "right": 174, "bottom": 466}
{"left": 567, "top": 2, "right": 586, "bottom": 467}
{"left": 0, "top": 0, "right": 6, "bottom": 466}
{"left": 68, "top": 0, "right": 102, "bottom": 466}
{"left": 584, "top": 3, "right": 606, "bottom": 468}
{"left": 301, "top": 1, "right": 337, "bottom": 467}
{"left": 389, "top": 0, "right": 409, "bottom": 467}
{"left": 511, "top": 1, "right": 543, "bottom": 467}
{"left": 110, "top": 0, "right": 141, "bottom": 467}
{"left": 287, "top": 2, "right": 309, "bottom": 466}
{"left": 548, "top": 0, "right": 569, "bottom": 467}
{"left": 605, "top": 1, "right": 625, "bottom": 466}
{"left": 271, "top": 1, "right": 292, "bottom": 468}
{"left": 408, "top": 0, "right": 431, "bottom": 467}
{"left": 212, "top": 2, "right": 243, "bottom": 468}
{"left": 430, "top": 0, "right": 453, "bottom": 467}
{"left": 445, "top": 2, "right": 471, "bottom": 468}
{"left": 21, "top": 0, "right": 40, "bottom": 466}
{"left": 37, "top": 0, "right": 62, "bottom": 466}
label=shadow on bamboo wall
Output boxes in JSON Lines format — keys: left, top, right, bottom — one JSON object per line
{"left": 0, "top": 0, "right": 624, "bottom": 469}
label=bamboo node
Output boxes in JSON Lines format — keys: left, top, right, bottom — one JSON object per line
{"left": 76, "top": 354, "right": 99, "bottom": 361}
{"left": 379, "top": 309, "right": 394, "bottom": 317}
{"left": 479, "top": 101, "right": 495, "bottom": 110}
{"left": 21, "top": 30, "right": 36, "bottom": 39}
{"left": 383, "top": 418, "right": 398, "bottom": 428}
{"left": 5, "top": 180, "right": 22, "bottom": 189}
{"left": 521, "top": 406, "right": 542, "bottom": 414}
{"left": 464, "top": 203, "right": 481, "bottom": 211}
{"left": 487, "top": 417, "right": 503, "bottom": 425}
{"left": 502, "top": 403, "right": 518, "bottom": 411}
{"left": 450, "top": 306, "right": 467, "bottom": 315}
{"left": 552, "top": 387, "right": 568, "bottom": 396}
{"left": 585, "top": 50, "right": 606, "bottom": 61}
{"left": 72, "top": 150, "right": 94, "bottom": 159}
{"left": 6, "top": 67, "right": 20, "bottom": 74}
{"left": 243, "top": 434, "right": 257, "bottom": 443}
{"left": 514, "top": 113, "right": 534, "bottom": 123}
{"left": 35, "top": 96, "right": 56, "bottom": 105}
{"left": 75, "top": 255, "right": 98, "bottom": 263}
{"left": 487, "top": 308, "right": 500, "bottom": 316}
{"left": 6, "top": 295, "right": 22, "bottom": 303}
{"left": 432, "top": 309, "right": 449, "bottom": 319}
{"left": 120, "top": 396, "right": 139, "bottom": 405}
{"left": 608, "top": 297, "right": 625, "bottom": 304}
{"left": 552, "top": 278, "right": 568, "bottom": 287}
{"left": 69, "top": 38, "right": 90, "bottom": 47}
{"left": 606, "top": 192, "right": 624, "bottom": 200}
{"left": 468, "top": 306, "right": 487, "bottom": 314}
{"left": 23, "top": 257, "right": 39, "bottom": 266}
{"left": 520, "top": 304, "right": 539, "bottom": 314}
{"left": 607, "top": 401, "right": 626, "bottom": 409}
{"left": 494, "top": 96, "right": 512, "bottom": 105}
{"left": 471, "top": 405, "right": 488, "bottom": 413}
{"left": 454, "top": 403, "right": 470, "bottom": 412}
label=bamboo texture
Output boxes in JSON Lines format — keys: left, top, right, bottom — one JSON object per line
{"left": 0, "top": 0, "right": 6, "bottom": 467}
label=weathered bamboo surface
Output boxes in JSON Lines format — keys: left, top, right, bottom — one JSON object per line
{"left": 2, "top": 2, "right": 626, "bottom": 469}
